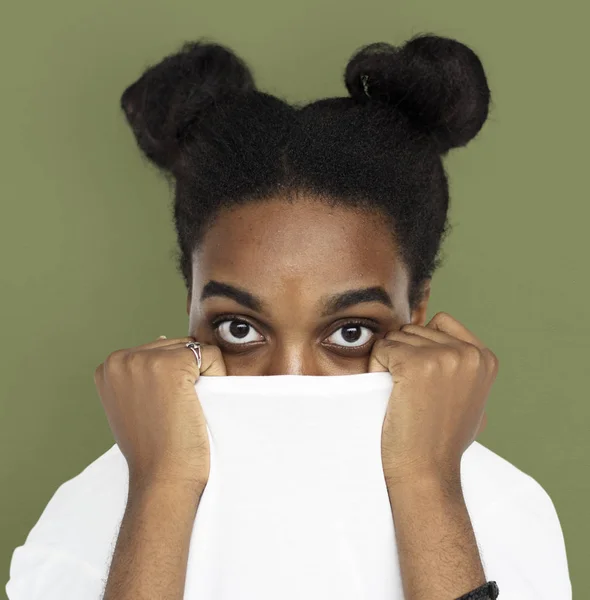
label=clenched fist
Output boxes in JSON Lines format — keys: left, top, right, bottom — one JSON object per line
{"left": 94, "top": 336, "right": 227, "bottom": 490}
{"left": 369, "top": 312, "right": 498, "bottom": 488}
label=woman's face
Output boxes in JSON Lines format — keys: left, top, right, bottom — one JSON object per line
{"left": 187, "top": 197, "right": 431, "bottom": 375}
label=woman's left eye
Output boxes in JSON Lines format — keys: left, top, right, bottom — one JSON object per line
{"left": 213, "top": 319, "right": 264, "bottom": 345}
{"left": 325, "top": 323, "right": 377, "bottom": 349}
{"left": 211, "top": 317, "right": 377, "bottom": 350}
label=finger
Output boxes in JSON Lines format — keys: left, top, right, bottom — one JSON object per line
{"left": 383, "top": 329, "right": 437, "bottom": 346}
{"left": 152, "top": 342, "right": 227, "bottom": 377}
{"left": 135, "top": 335, "right": 197, "bottom": 351}
{"left": 392, "top": 323, "right": 453, "bottom": 346}
{"left": 158, "top": 342, "right": 204, "bottom": 351}
{"left": 368, "top": 334, "right": 427, "bottom": 374}
{"left": 426, "top": 312, "right": 487, "bottom": 350}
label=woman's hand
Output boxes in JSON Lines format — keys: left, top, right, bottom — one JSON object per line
{"left": 368, "top": 312, "right": 499, "bottom": 488}
{"left": 94, "top": 336, "right": 227, "bottom": 490}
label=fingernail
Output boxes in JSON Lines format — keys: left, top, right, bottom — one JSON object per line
{"left": 158, "top": 335, "right": 167, "bottom": 339}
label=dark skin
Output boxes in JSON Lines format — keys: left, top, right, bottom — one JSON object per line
{"left": 185, "top": 196, "right": 430, "bottom": 374}
{"left": 100, "top": 195, "right": 493, "bottom": 599}
{"left": 181, "top": 196, "right": 492, "bottom": 597}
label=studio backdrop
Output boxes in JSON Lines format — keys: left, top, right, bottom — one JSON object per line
{"left": 1, "top": 0, "right": 587, "bottom": 597}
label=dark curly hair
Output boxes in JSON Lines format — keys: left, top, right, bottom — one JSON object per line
{"left": 120, "top": 33, "right": 491, "bottom": 313}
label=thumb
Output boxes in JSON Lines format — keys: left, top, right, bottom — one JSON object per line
{"left": 367, "top": 339, "right": 390, "bottom": 374}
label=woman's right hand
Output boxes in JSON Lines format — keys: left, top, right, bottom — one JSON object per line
{"left": 94, "top": 335, "right": 227, "bottom": 491}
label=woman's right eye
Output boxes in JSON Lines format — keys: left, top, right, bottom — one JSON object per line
{"left": 213, "top": 318, "right": 265, "bottom": 345}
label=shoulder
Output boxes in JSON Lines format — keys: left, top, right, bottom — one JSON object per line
{"left": 17, "top": 443, "right": 128, "bottom": 572}
{"left": 461, "top": 441, "right": 546, "bottom": 510}
{"left": 461, "top": 442, "right": 572, "bottom": 597}
{"left": 461, "top": 441, "right": 555, "bottom": 514}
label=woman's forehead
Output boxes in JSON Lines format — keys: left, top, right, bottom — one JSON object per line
{"left": 191, "top": 199, "right": 410, "bottom": 315}
{"left": 197, "top": 198, "right": 399, "bottom": 275}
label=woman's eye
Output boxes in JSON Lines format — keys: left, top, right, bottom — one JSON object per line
{"left": 325, "top": 323, "right": 376, "bottom": 349}
{"left": 212, "top": 318, "right": 377, "bottom": 350}
{"left": 214, "top": 319, "right": 264, "bottom": 345}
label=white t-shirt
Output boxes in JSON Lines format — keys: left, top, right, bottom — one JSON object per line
{"left": 6, "top": 372, "right": 572, "bottom": 599}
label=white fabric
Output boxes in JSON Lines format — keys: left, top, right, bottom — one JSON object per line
{"left": 6, "top": 372, "right": 572, "bottom": 599}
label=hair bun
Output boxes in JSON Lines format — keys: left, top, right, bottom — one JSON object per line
{"left": 344, "top": 33, "right": 491, "bottom": 153}
{"left": 120, "top": 40, "right": 256, "bottom": 173}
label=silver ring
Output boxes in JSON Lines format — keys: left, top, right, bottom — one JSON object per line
{"left": 185, "top": 341, "right": 202, "bottom": 370}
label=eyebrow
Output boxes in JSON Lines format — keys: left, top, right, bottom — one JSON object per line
{"left": 200, "top": 280, "right": 393, "bottom": 317}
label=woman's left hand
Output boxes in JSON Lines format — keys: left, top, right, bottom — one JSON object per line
{"left": 368, "top": 311, "right": 499, "bottom": 488}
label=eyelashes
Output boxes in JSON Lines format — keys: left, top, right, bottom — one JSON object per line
{"left": 325, "top": 322, "right": 376, "bottom": 348}
{"left": 212, "top": 318, "right": 263, "bottom": 345}
{"left": 210, "top": 315, "right": 379, "bottom": 350}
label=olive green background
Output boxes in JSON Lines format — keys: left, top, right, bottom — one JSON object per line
{"left": 1, "top": 0, "right": 587, "bottom": 597}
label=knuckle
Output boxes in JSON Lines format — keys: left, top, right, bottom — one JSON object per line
{"left": 370, "top": 337, "right": 393, "bottom": 358}
{"left": 372, "top": 337, "right": 389, "bottom": 348}
{"left": 486, "top": 348, "right": 500, "bottom": 371}
{"left": 103, "top": 349, "right": 125, "bottom": 371}
{"left": 141, "top": 351, "right": 164, "bottom": 372}
{"left": 93, "top": 364, "right": 103, "bottom": 383}
{"left": 383, "top": 330, "right": 403, "bottom": 342}
{"left": 463, "top": 344, "right": 482, "bottom": 363}
{"left": 121, "top": 349, "right": 156, "bottom": 376}
{"left": 422, "top": 357, "right": 438, "bottom": 375}
{"left": 207, "top": 344, "right": 223, "bottom": 359}
{"left": 433, "top": 311, "right": 451, "bottom": 323}
{"left": 439, "top": 347, "right": 462, "bottom": 369}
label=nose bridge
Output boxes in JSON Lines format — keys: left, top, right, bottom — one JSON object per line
{"left": 265, "top": 338, "right": 319, "bottom": 376}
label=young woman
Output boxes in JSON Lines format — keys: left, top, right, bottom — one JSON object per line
{"left": 6, "top": 33, "right": 571, "bottom": 600}
{"left": 101, "top": 32, "right": 498, "bottom": 599}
